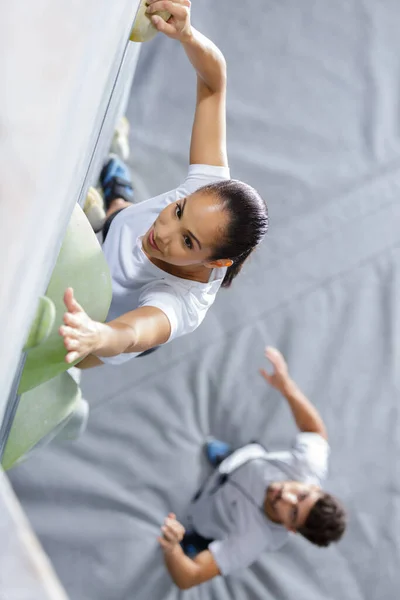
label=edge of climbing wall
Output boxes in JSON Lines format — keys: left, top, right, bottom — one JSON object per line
{"left": 0, "top": 0, "right": 142, "bottom": 423}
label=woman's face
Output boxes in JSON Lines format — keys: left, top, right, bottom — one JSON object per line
{"left": 142, "top": 191, "right": 232, "bottom": 267}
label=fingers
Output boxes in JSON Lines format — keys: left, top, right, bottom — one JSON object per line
{"left": 60, "top": 302, "right": 84, "bottom": 343}
{"left": 158, "top": 536, "right": 179, "bottom": 554}
{"left": 147, "top": 0, "right": 190, "bottom": 7}
{"left": 63, "top": 312, "right": 80, "bottom": 327}
{"left": 158, "top": 536, "right": 170, "bottom": 550}
{"left": 65, "top": 350, "right": 80, "bottom": 364}
{"left": 161, "top": 522, "right": 181, "bottom": 543}
{"left": 60, "top": 331, "right": 82, "bottom": 363}
{"left": 146, "top": 0, "right": 190, "bottom": 35}
{"left": 158, "top": 514, "right": 185, "bottom": 553}
{"left": 160, "top": 516, "right": 185, "bottom": 544}
{"left": 59, "top": 324, "right": 82, "bottom": 349}
{"left": 265, "top": 346, "right": 286, "bottom": 370}
{"left": 59, "top": 324, "right": 77, "bottom": 339}
{"left": 259, "top": 368, "right": 272, "bottom": 383}
{"left": 63, "top": 288, "right": 84, "bottom": 314}
{"left": 63, "top": 335, "right": 79, "bottom": 351}
{"left": 59, "top": 295, "right": 98, "bottom": 363}
{"left": 59, "top": 323, "right": 84, "bottom": 363}
{"left": 146, "top": 0, "right": 187, "bottom": 16}
{"left": 149, "top": 15, "right": 177, "bottom": 36}
{"left": 265, "top": 346, "right": 281, "bottom": 360}
{"left": 161, "top": 525, "right": 175, "bottom": 543}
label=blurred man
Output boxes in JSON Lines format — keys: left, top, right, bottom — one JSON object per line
{"left": 158, "top": 347, "right": 347, "bottom": 589}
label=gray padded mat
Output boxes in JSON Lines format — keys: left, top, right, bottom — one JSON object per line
{"left": 10, "top": 1, "right": 400, "bottom": 599}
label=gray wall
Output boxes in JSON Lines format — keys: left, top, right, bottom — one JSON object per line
{"left": 0, "top": 1, "right": 141, "bottom": 423}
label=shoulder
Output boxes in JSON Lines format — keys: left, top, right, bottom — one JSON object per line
{"left": 140, "top": 266, "right": 225, "bottom": 311}
{"left": 292, "top": 432, "right": 330, "bottom": 483}
{"left": 293, "top": 432, "right": 330, "bottom": 457}
{"left": 138, "top": 276, "right": 221, "bottom": 341}
{"left": 178, "top": 164, "right": 231, "bottom": 195}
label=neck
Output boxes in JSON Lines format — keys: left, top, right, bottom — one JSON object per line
{"left": 149, "top": 256, "right": 212, "bottom": 283}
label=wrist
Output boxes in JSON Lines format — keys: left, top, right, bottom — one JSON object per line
{"left": 180, "top": 25, "right": 194, "bottom": 45}
{"left": 91, "top": 321, "right": 111, "bottom": 356}
{"left": 163, "top": 542, "right": 183, "bottom": 557}
{"left": 280, "top": 376, "right": 296, "bottom": 397}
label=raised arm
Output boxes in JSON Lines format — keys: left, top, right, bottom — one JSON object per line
{"left": 147, "top": 0, "right": 228, "bottom": 166}
{"left": 59, "top": 288, "right": 171, "bottom": 366}
{"left": 260, "top": 347, "right": 328, "bottom": 440}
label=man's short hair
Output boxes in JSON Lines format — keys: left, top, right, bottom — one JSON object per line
{"left": 298, "top": 493, "right": 347, "bottom": 547}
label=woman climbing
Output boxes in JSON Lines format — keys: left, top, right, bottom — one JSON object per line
{"left": 59, "top": 0, "right": 268, "bottom": 368}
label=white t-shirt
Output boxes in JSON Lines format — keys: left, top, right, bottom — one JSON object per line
{"left": 100, "top": 164, "right": 229, "bottom": 365}
{"left": 188, "top": 433, "right": 330, "bottom": 576}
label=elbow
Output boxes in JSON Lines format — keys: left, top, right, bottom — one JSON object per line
{"left": 171, "top": 571, "right": 199, "bottom": 591}
{"left": 316, "top": 420, "right": 328, "bottom": 441}
{"left": 218, "top": 52, "right": 227, "bottom": 88}
{"left": 116, "top": 321, "right": 139, "bottom": 354}
{"left": 171, "top": 575, "right": 196, "bottom": 591}
{"left": 320, "top": 425, "right": 328, "bottom": 441}
{"left": 219, "top": 52, "right": 227, "bottom": 77}
{"left": 176, "top": 581, "right": 194, "bottom": 591}
{"left": 305, "top": 425, "right": 328, "bottom": 441}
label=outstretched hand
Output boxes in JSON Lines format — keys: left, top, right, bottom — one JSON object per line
{"left": 146, "top": 0, "right": 192, "bottom": 42}
{"left": 158, "top": 513, "right": 185, "bottom": 554}
{"left": 259, "top": 347, "right": 290, "bottom": 392}
{"left": 59, "top": 288, "right": 100, "bottom": 364}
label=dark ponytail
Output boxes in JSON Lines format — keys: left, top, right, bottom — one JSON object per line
{"left": 201, "top": 179, "right": 268, "bottom": 287}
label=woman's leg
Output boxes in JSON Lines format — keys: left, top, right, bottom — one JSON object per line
{"left": 100, "top": 155, "right": 135, "bottom": 241}
{"left": 105, "top": 197, "right": 132, "bottom": 218}
{"left": 205, "top": 438, "right": 233, "bottom": 467}
{"left": 100, "top": 155, "right": 135, "bottom": 210}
